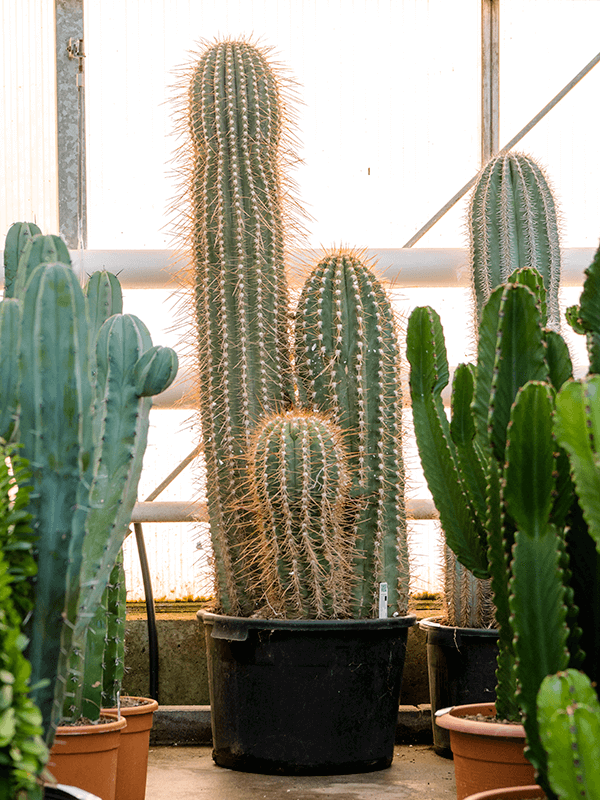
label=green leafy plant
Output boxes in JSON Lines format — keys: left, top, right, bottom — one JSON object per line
{"left": 1, "top": 222, "right": 179, "bottom": 747}
{"left": 0, "top": 447, "right": 48, "bottom": 800}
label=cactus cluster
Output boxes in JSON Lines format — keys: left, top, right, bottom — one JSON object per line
{"left": 1, "top": 223, "right": 179, "bottom": 745}
{"left": 406, "top": 268, "right": 600, "bottom": 789}
{"left": 185, "top": 40, "right": 408, "bottom": 620}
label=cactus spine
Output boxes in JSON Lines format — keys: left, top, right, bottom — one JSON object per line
{"left": 294, "top": 251, "right": 407, "bottom": 617}
{"left": 1, "top": 225, "right": 179, "bottom": 744}
{"left": 188, "top": 40, "right": 294, "bottom": 615}
{"left": 469, "top": 152, "right": 561, "bottom": 328}
{"left": 248, "top": 410, "right": 354, "bottom": 619}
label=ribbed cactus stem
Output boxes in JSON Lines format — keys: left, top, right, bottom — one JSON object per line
{"left": 537, "top": 670, "right": 600, "bottom": 800}
{"left": 102, "top": 550, "right": 126, "bottom": 708}
{"left": 444, "top": 547, "right": 495, "bottom": 629}
{"left": 0, "top": 299, "right": 21, "bottom": 442}
{"left": 469, "top": 152, "right": 561, "bottom": 328}
{"left": 3, "top": 221, "right": 41, "bottom": 298}
{"left": 13, "top": 234, "right": 71, "bottom": 299}
{"left": 188, "top": 39, "right": 295, "bottom": 615}
{"left": 294, "top": 251, "right": 407, "bottom": 617}
{"left": 248, "top": 411, "right": 354, "bottom": 619}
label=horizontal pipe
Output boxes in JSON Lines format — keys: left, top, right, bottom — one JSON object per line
{"left": 131, "top": 498, "right": 439, "bottom": 524}
{"left": 0, "top": 248, "right": 595, "bottom": 288}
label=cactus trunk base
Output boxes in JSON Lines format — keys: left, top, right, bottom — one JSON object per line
{"left": 199, "top": 611, "right": 415, "bottom": 774}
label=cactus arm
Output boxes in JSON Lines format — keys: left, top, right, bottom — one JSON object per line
{"left": 487, "top": 284, "right": 549, "bottom": 462}
{"left": 554, "top": 376, "right": 600, "bottom": 552}
{"left": 80, "top": 596, "right": 107, "bottom": 721}
{"left": 18, "top": 263, "right": 92, "bottom": 741}
{"left": 0, "top": 300, "right": 21, "bottom": 442}
{"left": 249, "top": 411, "right": 354, "bottom": 619}
{"left": 85, "top": 270, "right": 123, "bottom": 341}
{"left": 505, "top": 381, "right": 570, "bottom": 781}
{"left": 538, "top": 670, "right": 600, "bottom": 800}
{"left": 102, "top": 550, "right": 126, "bottom": 708}
{"left": 3, "top": 222, "right": 41, "bottom": 298}
{"left": 13, "top": 235, "right": 71, "bottom": 300}
{"left": 450, "top": 363, "right": 488, "bottom": 522}
{"left": 407, "top": 306, "right": 488, "bottom": 578}
{"left": 77, "top": 315, "right": 176, "bottom": 633}
{"left": 294, "top": 253, "right": 407, "bottom": 616}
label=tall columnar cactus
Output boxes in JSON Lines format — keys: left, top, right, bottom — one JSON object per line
{"left": 187, "top": 39, "right": 296, "bottom": 615}
{"left": 469, "top": 151, "right": 562, "bottom": 328}
{"left": 537, "top": 670, "right": 600, "bottom": 800}
{"left": 294, "top": 251, "right": 407, "bottom": 617}
{"left": 247, "top": 410, "right": 354, "bottom": 619}
{"left": 1, "top": 225, "right": 179, "bottom": 744}
{"left": 406, "top": 270, "right": 596, "bottom": 786}
{"left": 12, "top": 233, "right": 71, "bottom": 299}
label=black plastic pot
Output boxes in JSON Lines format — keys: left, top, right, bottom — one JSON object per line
{"left": 419, "top": 616, "right": 499, "bottom": 756}
{"left": 199, "top": 611, "right": 416, "bottom": 775}
{"left": 44, "top": 786, "right": 101, "bottom": 799}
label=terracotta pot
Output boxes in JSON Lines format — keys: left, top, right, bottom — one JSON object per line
{"left": 436, "top": 703, "right": 536, "bottom": 800}
{"left": 48, "top": 713, "right": 127, "bottom": 800}
{"left": 464, "top": 787, "right": 546, "bottom": 800}
{"left": 102, "top": 696, "right": 158, "bottom": 800}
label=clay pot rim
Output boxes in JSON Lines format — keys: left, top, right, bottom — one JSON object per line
{"left": 435, "top": 702, "right": 526, "bottom": 738}
{"left": 55, "top": 712, "right": 127, "bottom": 737}
{"left": 102, "top": 696, "right": 159, "bottom": 717}
{"left": 463, "top": 785, "right": 545, "bottom": 800}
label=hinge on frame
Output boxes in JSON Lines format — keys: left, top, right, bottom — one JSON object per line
{"left": 67, "top": 37, "right": 85, "bottom": 60}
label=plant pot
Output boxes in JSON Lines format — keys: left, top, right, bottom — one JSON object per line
{"left": 199, "top": 610, "right": 416, "bottom": 775}
{"left": 464, "top": 787, "right": 546, "bottom": 800}
{"left": 420, "top": 617, "right": 499, "bottom": 756}
{"left": 48, "top": 714, "right": 127, "bottom": 800}
{"left": 436, "top": 703, "right": 536, "bottom": 800}
{"left": 102, "top": 697, "right": 159, "bottom": 800}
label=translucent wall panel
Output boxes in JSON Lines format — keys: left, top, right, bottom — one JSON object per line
{"left": 499, "top": 0, "right": 600, "bottom": 247}
{"left": 84, "top": 0, "right": 481, "bottom": 250}
{"left": 0, "top": 0, "right": 59, "bottom": 237}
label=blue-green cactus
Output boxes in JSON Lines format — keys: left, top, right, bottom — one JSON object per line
{"left": 2, "top": 222, "right": 41, "bottom": 299}
{"left": 1, "top": 224, "right": 179, "bottom": 745}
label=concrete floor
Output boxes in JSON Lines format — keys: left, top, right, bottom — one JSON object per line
{"left": 145, "top": 745, "right": 456, "bottom": 800}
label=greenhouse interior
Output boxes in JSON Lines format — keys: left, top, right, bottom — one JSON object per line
{"left": 2, "top": 1, "right": 600, "bottom": 799}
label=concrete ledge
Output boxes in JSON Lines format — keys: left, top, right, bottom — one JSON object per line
{"left": 150, "top": 704, "right": 433, "bottom": 747}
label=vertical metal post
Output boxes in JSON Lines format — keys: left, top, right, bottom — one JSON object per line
{"left": 481, "top": 0, "right": 500, "bottom": 164}
{"left": 55, "top": 0, "right": 87, "bottom": 249}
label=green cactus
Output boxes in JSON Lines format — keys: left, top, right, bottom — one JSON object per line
{"left": 101, "top": 550, "right": 126, "bottom": 709}
{"left": 2, "top": 221, "right": 41, "bottom": 299}
{"left": 444, "top": 548, "right": 495, "bottom": 629}
{"left": 537, "top": 670, "right": 600, "bottom": 800}
{"left": 247, "top": 410, "right": 354, "bottom": 619}
{"left": 469, "top": 152, "right": 561, "bottom": 328}
{"left": 294, "top": 251, "right": 407, "bottom": 617}
{"left": 406, "top": 273, "right": 577, "bottom": 744}
{"left": 565, "top": 242, "right": 600, "bottom": 373}
{"left": 187, "top": 39, "right": 295, "bottom": 616}
{"left": 12, "top": 234, "right": 72, "bottom": 299}
{"left": 1, "top": 224, "right": 179, "bottom": 744}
